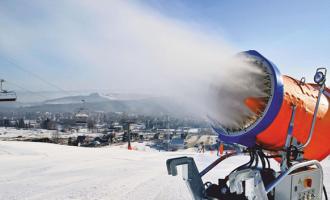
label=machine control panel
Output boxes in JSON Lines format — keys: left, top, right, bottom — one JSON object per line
{"left": 298, "top": 188, "right": 316, "bottom": 200}
{"left": 275, "top": 168, "right": 322, "bottom": 200}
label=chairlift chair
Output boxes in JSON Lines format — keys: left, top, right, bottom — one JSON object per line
{"left": 0, "top": 79, "right": 17, "bottom": 102}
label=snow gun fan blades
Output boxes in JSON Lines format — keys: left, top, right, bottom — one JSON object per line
{"left": 211, "top": 50, "right": 330, "bottom": 161}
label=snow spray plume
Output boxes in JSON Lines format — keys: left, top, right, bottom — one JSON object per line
{"left": 205, "top": 55, "right": 269, "bottom": 131}
{"left": 77, "top": 1, "right": 266, "bottom": 121}
{"left": 0, "top": 0, "right": 265, "bottom": 123}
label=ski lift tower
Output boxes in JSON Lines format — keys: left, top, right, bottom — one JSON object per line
{"left": 124, "top": 120, "right": 135, "bottom": 150}
{"left": 0, "top": 79, "right": 17, "bottom": 102}
{"left": 75, "top": 99, "right": 89, "bottom": 130}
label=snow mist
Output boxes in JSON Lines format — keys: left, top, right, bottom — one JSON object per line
{"left": 0, "top": 0, "right": 267, "bottom": 126}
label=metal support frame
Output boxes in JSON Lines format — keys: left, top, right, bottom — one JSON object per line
{"left": 299, "top": 68, "right": 327, "bottom": 150}
{"left": 166, "top": 152, "right": 245, "bottom": 200}
{"left": 298, "top": 84, "right": 325, "bottom": 149}
{"left": 284, "top": 105, "right": 297, "bottom": 148}
{"left": 166, "top": 157, "right": 205, "bottom": 200}
{"left": 280, "top": 105, "right": 297, "bottom": 171}
{"left": 228, "top": 168, "right": 269, "bottom": 200}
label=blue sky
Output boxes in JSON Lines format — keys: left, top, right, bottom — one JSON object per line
{"left": 0, "top": 0, "right": 329, "bottom": 96}
{"left": 140, "top": 0, "right": 330, "bottom": 80}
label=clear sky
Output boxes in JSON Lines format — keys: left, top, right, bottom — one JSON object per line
{"left": 0, "top": 0, "right": 329, "bottom": 96}
{"left": 140, "top": 0, "right": 330, "bottom": 80}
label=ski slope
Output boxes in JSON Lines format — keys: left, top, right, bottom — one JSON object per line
{"left": 0, "top": 141, "right": 329, "bottom": 200}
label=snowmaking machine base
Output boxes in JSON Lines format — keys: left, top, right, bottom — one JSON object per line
{"left": 167, "top": 152, "right": 325, "bottom": 200}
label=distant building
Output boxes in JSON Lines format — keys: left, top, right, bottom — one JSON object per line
{"left": 24, "top": 120, "right": 40, "bottom": 128}
{"left": 130, "top": 123, "right": 146, "bottom": 132}
{"left": 187, "top": 128, "right": 200, "bottom": 134}
{"left": 75, "top": 113, "right": 88, "bottom": 124}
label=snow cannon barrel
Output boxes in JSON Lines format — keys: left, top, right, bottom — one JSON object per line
{"left": 212, "top": 50, "right": 330, "bottom": 161}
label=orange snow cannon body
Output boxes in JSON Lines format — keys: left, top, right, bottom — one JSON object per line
{"left": 212, "top": 50, "right": 330, "bottom": 161}
{"left": 253, "top": 76, "right": 330, "bottom": 161}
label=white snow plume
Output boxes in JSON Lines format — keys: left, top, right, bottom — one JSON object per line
{"left": 198, "top": 57, "right": 270, "bottom": 131}
{"left": 76, "top": 1, "right": 267, "bottom": 125}
{"left": 0, "top": 0, "right": 266, "bottom": 126}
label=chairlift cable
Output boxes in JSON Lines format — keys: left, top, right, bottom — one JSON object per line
{"left": 6, "top": 80, "right": 50, "bottom": 100}
{"left": 0, "top": 55, "right": 72, "bottom": 95}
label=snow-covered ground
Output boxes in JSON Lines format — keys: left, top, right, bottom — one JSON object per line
{"left": 0, "top": 141, "right": 329, "bottom": 200}
{"left": 0, "top": 127, "right": 103, "bottom": 141}
{"left": 0, "top": 128, "right": 55, "bottom": 140}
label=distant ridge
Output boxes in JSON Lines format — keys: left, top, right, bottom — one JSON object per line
{"left": 0, "top": 93, "right": 193, "bottom": 118}
{"left": 44, "top": 93, "right": 108, "bottom": 105}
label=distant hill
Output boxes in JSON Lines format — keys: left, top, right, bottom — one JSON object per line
{"left": 44, "top": 93, "right": 109, "bottom": 104}
{"left": 0, "top": 93, "right": 193, "bottom": 117}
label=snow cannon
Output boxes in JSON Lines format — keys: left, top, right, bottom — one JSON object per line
{"left": 167, "top": 51, "right": 328, "bottom": 200}
{"left": 211, "top": 50, "right": 330, "bottom": 161}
